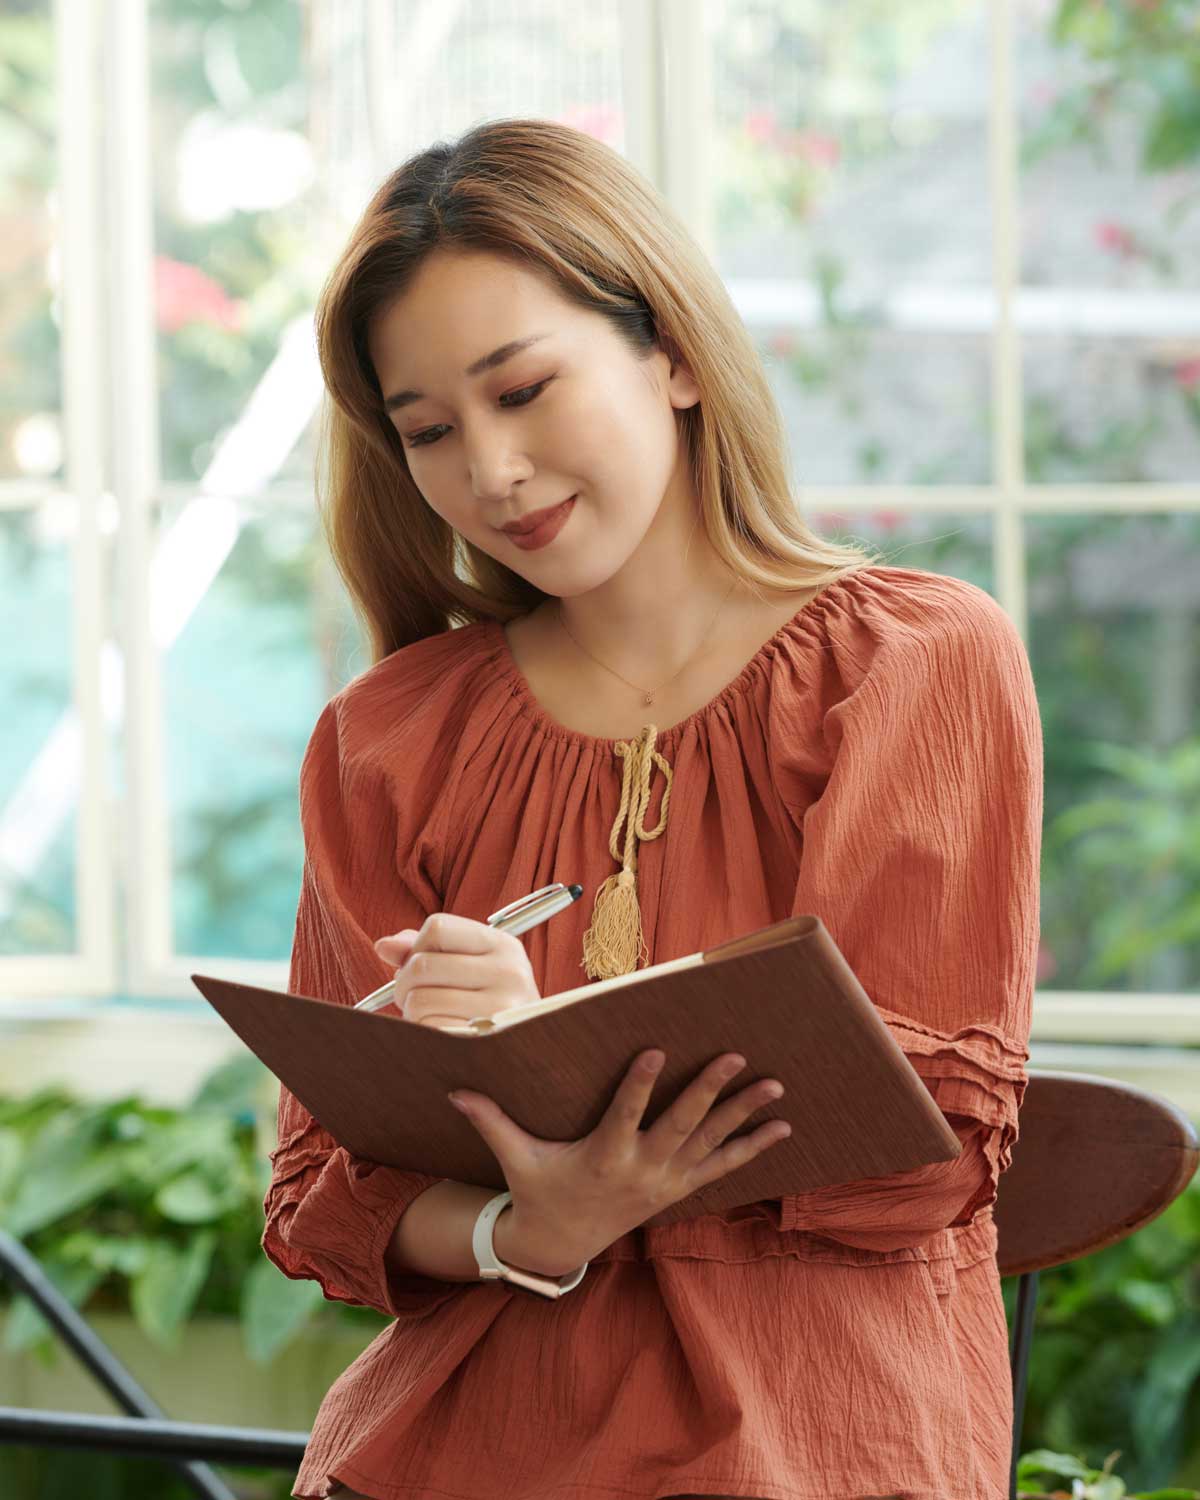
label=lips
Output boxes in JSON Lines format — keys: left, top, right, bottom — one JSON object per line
{"left": 503, "top": 495, "right": 577, "bottom": 551}
{"left": 501, "top": 497, "right": 575, "bottom": 535}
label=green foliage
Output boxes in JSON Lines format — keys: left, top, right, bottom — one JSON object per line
{"left": 1043, "top": 737, "right": 1200, "bottom": 984}
{"left": 0, "top": 1054, "right": 376, "bottom": 1370}
{"left": 1003, "top": 1175, "right": 1200, "bottom": 1491}
{"left": 1017, "top": 1445, "right": 1199, "bottom": 1498}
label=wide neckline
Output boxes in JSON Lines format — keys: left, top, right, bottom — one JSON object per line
{"left": 485, "top": 568, "right": 868, "bottom": 750}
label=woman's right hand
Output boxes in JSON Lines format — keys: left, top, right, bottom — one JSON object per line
{"left": 447, "top": 1049, "right": 791, "bottom": 1277}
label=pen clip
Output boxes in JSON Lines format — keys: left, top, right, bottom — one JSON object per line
{"left": 487, "top": 883, "right": 566, "bottom": 927}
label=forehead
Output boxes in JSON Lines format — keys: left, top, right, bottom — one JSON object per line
{"left": 367, "top": 251, "right": 580, "bottom": 390}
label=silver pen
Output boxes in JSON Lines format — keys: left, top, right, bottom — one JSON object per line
{"left": 352, "top": 882, "right": 584, "bottom": 1014}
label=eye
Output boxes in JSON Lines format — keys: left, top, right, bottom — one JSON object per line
{"left": 404, "top": 379, "right": 552, "bottom": 449}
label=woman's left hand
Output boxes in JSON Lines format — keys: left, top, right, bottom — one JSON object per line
{"left": 373, "top": 912, "right": 541, "bottom": 1030}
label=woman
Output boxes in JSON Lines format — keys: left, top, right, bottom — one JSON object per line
{"left": 264, "top": 117, "right": 1042, "bottom": 1500}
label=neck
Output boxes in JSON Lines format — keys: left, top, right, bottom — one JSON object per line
{"left": 551, "top": 491, "right": 750, "bottom": 683}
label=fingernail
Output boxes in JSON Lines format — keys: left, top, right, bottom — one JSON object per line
{"left": 447, "top": 1093, "right": 469, "bottom": 1112}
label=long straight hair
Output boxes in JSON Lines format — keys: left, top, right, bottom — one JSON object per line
{"left": 314, "top": 117, "right": 882, "bottom": 663}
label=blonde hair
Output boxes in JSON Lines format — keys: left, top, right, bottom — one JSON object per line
{"left": 314, "top": 116, "right": 882, "bottom": 663}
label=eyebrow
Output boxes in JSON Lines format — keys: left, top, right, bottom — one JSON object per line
{"left": 382, "top": 333, "right": 552, "bottom": 413}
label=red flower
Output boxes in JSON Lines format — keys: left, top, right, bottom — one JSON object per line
{"left": 1094, "top": 220, "right": 1137, "bottom": 258}
{"left": 1174, "top": 357, "right": 1200, "bottom": 391}
{"left": 155, "top": 255, "right": 245, "bottom": 334}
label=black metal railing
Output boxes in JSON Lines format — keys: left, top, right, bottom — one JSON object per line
{"left": 0, "top": 1230, "right": 306, "bottom": 1491}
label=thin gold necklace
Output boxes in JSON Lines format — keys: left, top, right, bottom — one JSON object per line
{"left": 553, "top": 579, "right": 739, "bottom": 707}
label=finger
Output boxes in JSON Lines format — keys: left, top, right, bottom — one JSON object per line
{"left": 589, "top": 1050, "right": 666, "bottom": 1150}
{"left": 403, "top": 988, "right": 492, "bottom": 1026}
{"left": 642, "top": 1053, "right": 748, "bottom": 1162}
{"left": 684, "top": 1118, "right": 793, "bottom": 1194}
{"left": 675, "top": 1078, "right": 786, "bottom": 1171}
{"left": 410, "top": 912, "right": 502, "bottom": 956}
{"left": 394, "top": 950, "right": 494, "bottom": 996}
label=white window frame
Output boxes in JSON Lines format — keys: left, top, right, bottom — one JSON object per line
{"left": 1, "top": 2, "right": 1197, "bottom": 1073}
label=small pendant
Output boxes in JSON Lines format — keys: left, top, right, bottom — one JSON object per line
{"left": 643, "top": 691, "right": 654, "bottom": 706}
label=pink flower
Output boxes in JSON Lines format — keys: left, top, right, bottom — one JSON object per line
{"left": 1094, "top": 220, "right": 1137, "bottom": 257}
{"left": 768, "top": 331, "right": 796, "bottom": 356}
{"left": 781, "top": 129, "right": 841, "bottom": 167}
{"left": 1174, "top": 357, "right": 1200, "bottom": 391}
{"left": 1035, "top": 940, "right": 1057, "bottom": 984}
{"left": 155, "top": 256, "right": 244, "bottom": 334}
{"left": 869, "top": 510, "right": 905, "bottom": 533}
{"left": 559, "top": 104, "right": 622, "bottom": 146}
{"left": 744, "top": 109, "right": 778, "bottom": 145}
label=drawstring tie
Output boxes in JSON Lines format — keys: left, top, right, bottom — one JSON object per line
{"left": 581, "top": 723, "right": 673, "bottom": 980}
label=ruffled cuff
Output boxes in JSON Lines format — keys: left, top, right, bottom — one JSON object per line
{"left": 262, "top": 1126, "right": 460, "bottom": 1319}
{"left": 772, "top": 1016, "right": 1027, "bottom": 1251}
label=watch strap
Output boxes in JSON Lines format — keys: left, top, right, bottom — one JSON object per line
{"left": 472, "top": 1190, "right": 588, "bottom": 1299}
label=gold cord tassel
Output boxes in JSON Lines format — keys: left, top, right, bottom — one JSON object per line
{"left": 581, "top": 724, "right": 674, "bottom": 980}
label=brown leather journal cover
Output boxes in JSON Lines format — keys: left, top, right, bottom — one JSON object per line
{"left": 192, "top": 914, "right": 961, "bottom": 1224}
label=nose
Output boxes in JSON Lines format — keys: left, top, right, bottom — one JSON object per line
{"left": 464, "top": 415, "right": 534, "bottom": 500}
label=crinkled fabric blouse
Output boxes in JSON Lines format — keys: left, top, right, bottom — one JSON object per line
{"left": 262, "top": 564, "right": 1043, "bottom": 1500}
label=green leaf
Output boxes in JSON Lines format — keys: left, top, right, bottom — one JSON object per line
{"left": 1115, "top": 1278, "right": 1176, "bottom": 1327}
{"left": 1017, "top": 1448, "right": 1096, "bottom": 1483}
{"left": 240, "top": 1257, "right": 325, "bottom": 1364}
{"left": 5, "top": 1111, "right": 125, "bottom": 1237}
{"left": 129, "top": 1232, "right": 216, "bottom": 1349}
{"left": 0, "top": 1126, "right": 22, "bottom": 1202}
{"left": 122, "top": 1113, "right": 236, "bottom": 1190}
{"left": 56, "top": 1231, "right": 152, "bottom": 1279}
{"left": 1132, "top": 1316, "right": 1200, "bottom": 1461}
{"left": 154, "top": 1170, "right": 240, "bottom": 1224}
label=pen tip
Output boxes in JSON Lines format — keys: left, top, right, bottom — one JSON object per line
{"left": 568, "top": 883, "right": 583, "bottom": 899}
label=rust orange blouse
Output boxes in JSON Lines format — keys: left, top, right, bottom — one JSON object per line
{"left": 263, "top": 564, "right": 1043, "bottom": 1500}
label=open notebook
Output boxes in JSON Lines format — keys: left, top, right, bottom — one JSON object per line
{"left": 193, "top": 913, "right": 962, "bottom": 1224}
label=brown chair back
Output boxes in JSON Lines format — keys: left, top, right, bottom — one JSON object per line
{"left": 995, "top": 1070, "right": 1199, "bottom": 1276}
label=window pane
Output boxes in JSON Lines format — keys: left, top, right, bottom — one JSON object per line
{"left": 149, "top": 0, "right": 626, "bottom": 486}
{"left": 807, "top": 510, "right": 994, "bottom": 590}
{"left": 755, "top": 322, "right": 992, "bottom": 485}
{"left": 710, "top": 0, "right": 993, "bottom": 484}
{"left": 0, "top": 503, "right": 77, "bottom": 954}
{"left": 1018, "top": 0, "right": 1200, "bottom": 482}
{"left": 0, "top": 1, "right": 62, "bottom": 484}
{"left": 1029, "top": 512, "right": 1200, "bottom": 996}
{"left": 158, "top": 493, "right": 365, "bottom": 960}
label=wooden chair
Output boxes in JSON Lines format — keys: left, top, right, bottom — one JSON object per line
{"left": 994, "top": 1070, "right": 1200, "bottom": 1500}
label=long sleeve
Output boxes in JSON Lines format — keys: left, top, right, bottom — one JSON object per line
{"left": 775, "top": 586, "right": 1043, "bottom": 1252}
{"left": 261, "top": 697, "right": 459, "bottom": 1318}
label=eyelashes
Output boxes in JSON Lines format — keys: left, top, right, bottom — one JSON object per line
{"left": 404, "top": 379, "right": 552, "bottom": 449}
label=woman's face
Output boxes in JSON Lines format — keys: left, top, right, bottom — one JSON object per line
{"left": 367, "top": 249, "right": 700, "bottom": 591}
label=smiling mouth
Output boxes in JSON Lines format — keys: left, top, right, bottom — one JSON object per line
{"left": 501, "top": 496, "right": 575, "bottom": 534}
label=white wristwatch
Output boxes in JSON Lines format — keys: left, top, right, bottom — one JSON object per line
{"left": 472, "top": 1190, "right": 589, "bottom": 1299}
